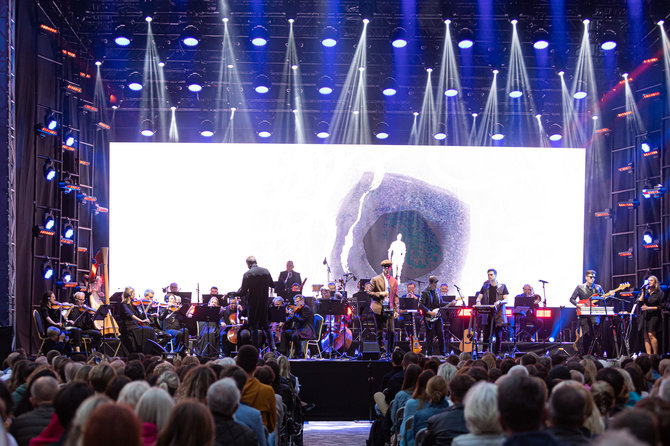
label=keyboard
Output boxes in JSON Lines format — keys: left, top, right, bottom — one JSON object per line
{"left": 577, "top": 306, "right": 615, "bottom": 316}
{"left": 473, "top": 305, "right": 496, "bottom": 314}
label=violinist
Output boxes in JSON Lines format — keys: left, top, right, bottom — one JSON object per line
{"left": 143, "top": 289, "right": 171, "bottom": 346}
{"left": 38, "top": 291, "right": 83, "bottom": 353}
{"left": 118, "top": 287, "right": 157, "bottom": 354}
{"left": 197, "top": 296, "right": 223, "bottom": 356}
{"left": 68, "top": 291, "right": 102, "bottom": 350}
{"left": 160, "top": 293, "right": 189, "bottom": 352}
{"left": 279, "top": 295, "right": 315, "bottom": 358}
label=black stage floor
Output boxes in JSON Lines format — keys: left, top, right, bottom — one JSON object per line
{"left": 290, "top": 341, "right": 576, "bottom": 421}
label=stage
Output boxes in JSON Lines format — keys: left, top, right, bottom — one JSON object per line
{"left": 290, "top": 341, "right": 576, "bottom": 421}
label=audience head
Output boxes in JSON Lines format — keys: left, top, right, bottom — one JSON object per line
{"left": 30, "top": 376, "right": 59, "bottom": 406}
{"left": 124, "top": 360, "right": 146, "bottom": 381}
{"left": 507, "top": 364, "right": 529, "bottom": 377}
{"left": 548, "top": 381, "right": 586, "bottom": 429}
{"left": 89, "top": 364, "right": 116, "bottom": 393}
{"left": 402, "top": 352, "right": 419, "bottom": 369}
{"left": 412, "top": 370, "right": 435, "bottom": 400}
{"left": 401, "top": 364, "right": 421, "bottom": 392}
{"left": 635, "top": 397, "right": 670, "bottom": 446}
{"left": 591, "top": 380, "right": 616, "bottom": 417}
{"left": 105, "top": 375, "right": 131, "bottom": 400}
{"left": 82, "top": 403, "right": 142, "bottom": 446}
{"left": 53, "top": 381, "right": 94, "bottom": 429}
{"left": 156, "top": 371, "right": 180, "bottom": 397}
{"left": 117, "top": 380, "right": 150, "bottom": 409}
{"left": 463, "top": 382, "right": 502, "bottom": 435}
{"left": 497, "top": 375, "right": 546, "bottom": 434}
{"left": 135, "top": 387, "right": 174, "bottom": 431}
{"left": 610, "top": 408, "right": 658, "bottom": 446}
{"left": 391, "top": 349, "right": 404, "bottom": 367}
{"left": 596, "top": 367, "right": 626, "bottom": 404}
{"left": 178, "top": 365, "right": 217, "bottom": 403}
{"left": 449, "top": 373, "right": 476, "bottom": 405}
{"left": 207, "top": 377, "right": 240, "bottom": 417}
{"left": 156, "top": 400, "right": 215, "bottom": 446}
{"left": 425, "top": 376, "right": 448, "bottom": 406}
{"left": 236, "top": 345, "right": 259, "bottom": 375}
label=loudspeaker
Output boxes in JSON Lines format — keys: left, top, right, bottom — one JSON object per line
{"left": 361, "top": 341, "right": 380, "bottom": 360}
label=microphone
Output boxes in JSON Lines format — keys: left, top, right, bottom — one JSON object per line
{"left": 453, "top": 284, "right": 461, "bottom": 290}
{"left": 538, "top": 279, "right": 549, "bottom": 284}
{"left": 323, "top": 257, "right": 327, "bottom": 265}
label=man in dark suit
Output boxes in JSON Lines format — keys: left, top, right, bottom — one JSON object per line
{"left": 424, "top": 374, "right": 475, "bottom": 446}
{"left": 369, "top": 259, "right": 399, "bottom": 354}
{"left": 238, "top": 256, "right": 276, "bottom": 350}
{"left": 277, "top": 260, "right": 302, "bottom": 301}
{"left": 420, "top": 276, "right": 446, "bottom": 356}
{"left": 279, "top": 294, "right": 315, "bottom": 357}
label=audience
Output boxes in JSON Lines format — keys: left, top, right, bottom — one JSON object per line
{"left": 155, "top": 400, "right": 215, "bottom": 446}
{"left": 424, "top": 374, "right": 475, "bottom": 446}
{"left": 235, "top": 345, "right": 277, "bottom": 433}
{"left": 221, "top": 365, "right": 267, "bottom": 446}
{"left": 412, "top": 376, "right": 450, "bottom": 440}
{"left": 9, "top": 376, "right": 58, "bottom": 446}
{"left": 135, "top": 387, "right": 174, "bottom": 446}
{"left": 452, "top": 382, "right": 504, "bottom": 446}
{"left": 546, "top": 381, "right": 590, "bottom": 445}
{"left": 207, "top": 378, "right": 257, "bottom": 446}
{"left": 82, "top": 403, "right": 142, "bottom": 446}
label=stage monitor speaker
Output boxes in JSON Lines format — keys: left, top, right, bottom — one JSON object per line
{"left": 361, "top": 341, "right": 380, "bottom": 360}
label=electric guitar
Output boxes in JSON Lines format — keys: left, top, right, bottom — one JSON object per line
{"left": 411, "top": 312, "right": 421, "bottom": 354}
{"left": 573, "top": 282, "right": 630, "bottom": 350}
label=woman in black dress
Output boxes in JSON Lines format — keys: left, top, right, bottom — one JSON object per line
{"left": 38, "top": 291, "right": 84, "bottom": 352}
{"left": 639, "top": 275, "right": 664, "bottom": 354}
{"left": 119, "top": 286, "right": 157, "bottom": 353}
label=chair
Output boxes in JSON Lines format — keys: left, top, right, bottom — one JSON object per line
{"left": 404, "top": 416, "right": 414, "bottom": 446}
{"left": 302, "top": 314, "right": 324, "bottom": 359}
{"left": 392, "top": 406, "right": 405, "bottom": 446}
{"left": 415, "top": 428, "right": 428, "bottom": 446}
{"left": 33, "top": 310, "right": 48, "bottom": 355}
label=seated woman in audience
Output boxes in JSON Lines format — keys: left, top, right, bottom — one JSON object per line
{"left": 453, "top": 382, "right": 505, "bottom": 446}
{"left": 412, "top": 376, "right": 450, "bottom": 440}
{"left": 135, "top": 387, "right": 175, "bottom": 446}
{"left": 389, "top": 364, "right": 421, "bottom": 433}
{"left": 399, "top": 369, "right": 434, "bottom": 446}
{"left": 83, "top": 403, "right": 143, "bottom": 446}
{"left": 156, "top": 400, "right": 215, "bottom": 446}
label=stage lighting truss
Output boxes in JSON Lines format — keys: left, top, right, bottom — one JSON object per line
{"left": 61, "top": 219, "right": 75, "bottom": 245}
{"left": 253, "top": 74, "right": 271, "bottom": 94}
{"left": 187, "top": 73, "right": 203, "bottom": 92}
{"left": 140, "top": 119, "right": 155, "bottom": 137}
{"left": 600, "top": 29, "right": 617, "bottom": 51}
{"left": 457, "top": 28, "right": 474, "bottom": 49}
{"left": 321, "top": 26, "right": 338, "bottom": 48}
{"left": 43, "top": 159, "right": 57, "bottom": 181}
{"left": 257, "top": 120, "right": 272, "bottom": 138}
{"left": 375, "top": 122, "right": 390, "bottom": 140}
{"left": 127, "top": 71, "right": 143, "bottom": 91}
{"left": 59, "top": 174, "right": 80, "bottom": 194}
{"left": 642, "top": 184, "right": 666, "bottom": 199}
{"left": 391, "top": 27, "right": 408, "bottom": 48}
{"left": 113, "top": 24, "right": 132, "bottom": 47}
{"left": 317, "top": 76, "right": 334, "bottom": 95}
{"left": 199, "top": 120, "right": 215, "bottom": 137}
{"left": 315, "top": 121, "right": 330, "bottom": 139}
{"left": 250, "top": 25, "right": 269, "bottom": 47}
{"left": 640, "top": 139, "right": 659, "bottom": 158}
{"left": 59, "top": 265, "right": 75, "bottom": 286}
{"left": 42, "top": 261, "right": 55, "bottom": 280}
{"left": 381, "top": 77, "right": 397, "bottom": 96}
{"left": 63, "top": 131, "right": 77, "bottom": 150}
{"left": 181, "top": 25, "right": 201, "bottom": 47}
{"left": 34, "top": 211, "right": 57, "bottom": 237}
{"left": 642, "top": 228, "right": 660, "bottom": 250}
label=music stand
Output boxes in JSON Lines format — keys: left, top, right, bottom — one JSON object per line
{"left": 268, "top": 307, "right": 286, "bottom": 324}
{"left": 193, "top": 306, "right": 221, "bottom": 356}
{"left": 316, "top": 300, "right": 346, "bottom": 316}
{"left": 399, "top": 298, "right": 419, "bottom": 312}
{"left": 203, "top": 293, "right": 226, "bottom": 306}
{"left": 171, "top": 291, "right": 192, "bottom": 305}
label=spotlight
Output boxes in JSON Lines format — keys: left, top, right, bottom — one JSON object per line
{"left": 457, "top": 28, "right": 474, "bottom": 49}
{"left": 187, "top": 73, "right": 203, "bottom": 92}
{"left": 642, "top": 229, "right": 653, "bottom": 245}
{"left": 548, "top": 124, "right": 563, "bottom": 141}
{"left": 317, "top": 76, "right": 334, "bottom": 95}
{"left": 491, "top": 123, "right": 504, "bottom": 141}
{"left": 62, "top": 221, "right": 74, "bottom": 240}
{"left": 375, "top": 122, "right": 390, "bottom": 140}
{"left": 250, "top": 25, "right": 269, "bottom": 47}
{"left": 510, "top": 19, "right": 518, "bottom": 25}
{"left": 533, "top": 28, "right": 549, "bottom": 49}
{"left": 573, "top": 91, "right": 588, "bottom": 100}
{"left": 140, "top": 119, "right": 155, "bottom": 137}
{"left": 642, "top": 184, "right": 666, "bottom": 199}
{"left": 381, "top": 77, "right": 397, "bottom": 96}
{"left": 199, "top": 120, "right": 215, "bottom": 137}
{"left": 362, "top": 18, "right": 370, "bottom": 25}
{"left": 64, "top": 132, "right": 76, "bottom": 147}
{"left": 43, "top": 212, "right": 56, "bottom": 231}
{"left": 253, "top": 74, "right": 271, "bottom": 94}
{"left": 321, "top": 26, "right": 338, "bottom": 47}
{"left": 257, "top": 120, "right": 272, "bottom": 138}
{"left": 181, "top": 25, "right": 201, "bottom": 47}
{"left": 61, "top": 266, "right": 72, "bottom": 284}
{"left": 127, "top": 71, "right": 143, "bottom": 91}
{"left": 316, "top": 121, "right": 330, "bottom": 139}
{"left": 43, "top": 159, "right": 57, "bottom": 181}
{"left": 444, "top": 88, "right": 458, "bottom": 97}
{"left": 45, "top": 110, "right": 58, "bottom": 131}
{"left": 433, "top": 123, "right": 447, "bottom": 141}
{"left": 42, "top": 261, "right": 54, "bottom": 280}
{"left": 391, "top": 27, "right": 408, "bottom": 48}
{"left": 509, "top": 90, "right": 523, "bottom": 98}
{"left": 640, "top": 140, "right": 651, "bottom": 153}
{"left": 113, "top": 25, "right": 132, "bottom": 46}
{"left": 600, "top": 29, "right": 617, "bottom": 50}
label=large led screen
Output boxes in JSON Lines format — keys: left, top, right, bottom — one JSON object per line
{"left": 110, "top": 143, "right": 585, "bottom": 306}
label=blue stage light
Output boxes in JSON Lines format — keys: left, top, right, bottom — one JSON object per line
{"left": 42, "top": 262, "right": 54, "bottom": 280}
{"left": 187, "top": 73, "right": 203, "bottom": 92}
{"left": 382, "top": 77, "right": 397, "bottom": 96}
{"left": 44, "top": 212, "right": 56, "bottom": 231}
{"left": 548, "top": 336, "right": 555, "bottom": 342}
{"left": 375, "top": 122, "right": 390, "bottom": 140}
{"left": 140, "top": 119, "right": 155, "bottom": 137}
{"left": 391, "top": 27, "right": 407, "bottom": 48}
{"left": 127, "top": 71, "right": 143, "bottom": 91}
{"left": 573, "top": 91, "right": 588, "bottom": 100}
{"left": 181, "top": 25, "right": 201, "bottom": 47}
{"left": 640, "top": 141, "right": 651, "bottom": 153}
{"left": 444, "top": 89, "right": 458, "bottom": 97}
{"left": 64, "top": 133, "right": 76, "bottom": 147}
{"left": 601, "top": 30, "right": 617, "bottom": 50}
{"left": 63, "top": 222, "right": 74, "bottom": 240}
{"left": 643, "top": 230, "right": 653, "bottom": 245}
{"left": 321, "top": 26, "right": 338, "bottom": 47}
{"left": 62, "top": 268, "right": 72, "bottom": 284}
{"left": 509, "top": 90, "right": 523, "bottom": 98}
{"left": 458, "top": 39, "right": 473, "bottom": 49}
{"left": 316, "top": 122, "right": 330, "bottom": 139}
{"left": 43, "top": 159, "right": 57, "bottom": 181}
{"left": 199, "top": 120, "right": 215, "bottom": 138}
{"left": 533, "top": 40, "right": 549, "bottom": 50}
{"left": 257, "top": 121, "right": 272, "bottom": 138}
{"left": 601, "top": 41, "right": 616, "bottom": 50}
{"left": 492, "top": 133, "right": 504, "bottom": 140}
{"left": 250, "top": 25, "right": 269, "bottom": 47}
{"left": 113, "top": 25, "right": 131, "bottom": 46}
{"left": 45, "top": 111, "right": 58, "bottom": 130}
{"left": 253, "top": 74, "right": 271, "bottom": 94}
{"left": 533, "top": 28, "right": 549, "bottom": 49}
{"left": 457, "top": 28, "right": 474, "bottom": 49}
{"left": 317, "top": 76, "right": 334, "bottom": 95}
{"left": 549, "top": 133, "right": 562, "bottom": 142}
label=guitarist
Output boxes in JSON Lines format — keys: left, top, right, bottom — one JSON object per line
{"left": 420, "top": 276, "right": 446, "bottom": 356}
{"left": 569, "top": 269, "right": 604, "bottom": 355}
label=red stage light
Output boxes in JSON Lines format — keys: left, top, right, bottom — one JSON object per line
{"left": 457, "top": 308, "right": 472, "bottom": 317}
{"left": 536, "top": 309, "right": 552, "bottom": 318}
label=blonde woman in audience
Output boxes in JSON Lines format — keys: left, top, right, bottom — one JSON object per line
{"left": 135, "top": 387, "right": 175, "bottom": 446}
{"left": 452, "top": 382, "right": 505, "bottom": 446}
{"left": 65, "top": 394, "right": 112, "bottom": 446}
{"left": 117, "top": 380, "right": 150, "bottom": 409}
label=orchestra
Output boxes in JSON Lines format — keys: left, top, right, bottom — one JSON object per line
{"left": 35, "top": 257, "right": 668, "bottom": 359}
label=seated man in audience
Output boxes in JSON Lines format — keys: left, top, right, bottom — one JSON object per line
{"left": 10, "top": 376, "right": 59, "bottom": 446}
{"left": 424, "top": 374, "right": 475, "bottom": 446}
{"left": 497, "top": 375, "right": 562, "bottom": 446}
{"left": 207, "top": 377, "right": 258, "bottom": 446}
{"left": 374, "top": 349, "right": 405, "bottom": 416}
{"left": 236, "top": 344, "right": 277, "bottom": 433}
{"left": 547, "top": 382, "right": 591, "bottom": 445}
{"left": 221, "top": 365, "right": 268, "bottom": 446}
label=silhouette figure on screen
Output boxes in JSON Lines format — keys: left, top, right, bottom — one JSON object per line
{"left": 387, "top": 233, "right": 406, "bottom": 281}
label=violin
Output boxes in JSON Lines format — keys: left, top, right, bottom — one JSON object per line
{"left": 51, "top": 302, "right": 74, "bottom": 310}
{"left": 132, "top": 297, "right": 152, "bottom": 306}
